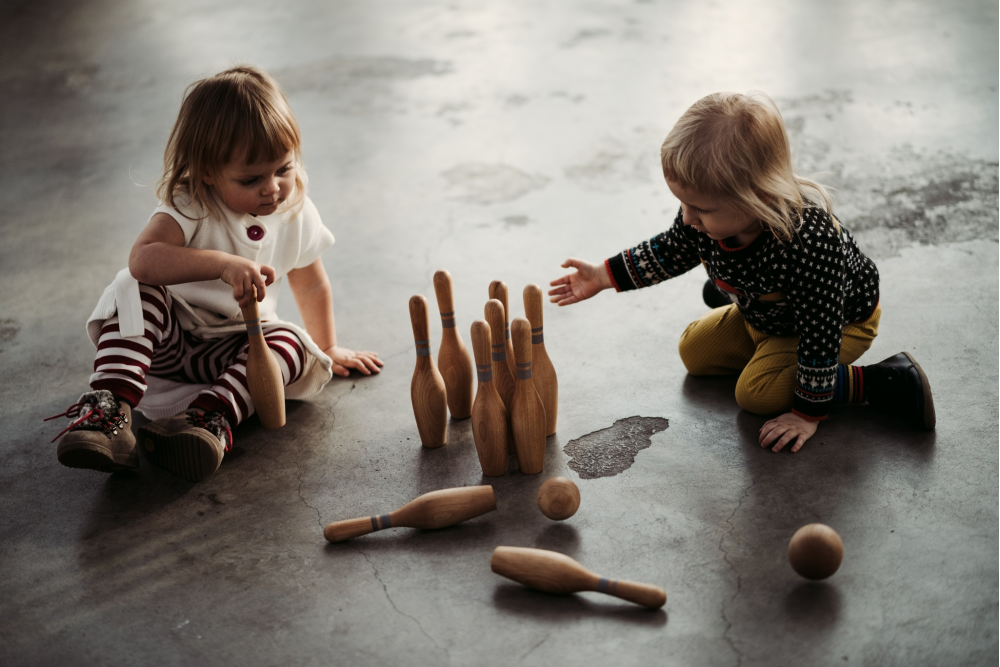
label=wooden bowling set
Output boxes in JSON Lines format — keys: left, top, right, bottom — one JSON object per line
{"left": 408, "top": 272, "right": 559, "bottom": 477}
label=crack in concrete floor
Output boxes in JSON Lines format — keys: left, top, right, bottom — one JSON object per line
{"left": 296, "top": 383, "right": 356, "bottom": 530}
{"left": 718, "top": 478, "right": 757, "bottom": 667}
{"left": 353, "top": 544, "right": 450, "bottom": 660}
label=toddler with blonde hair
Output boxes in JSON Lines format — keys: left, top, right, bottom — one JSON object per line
{"left": 47, "top": 65, "right": 381, "bottom": 480}
{"left": 550, "top": 92, "right": 934, "bottom": 453}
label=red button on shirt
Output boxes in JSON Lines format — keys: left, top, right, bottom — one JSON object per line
{"left": 247, "top": 225, "right": 264, "bottom": 241}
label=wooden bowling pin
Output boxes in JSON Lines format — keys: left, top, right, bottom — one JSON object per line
{"left": 509, "top": 318, "right": 546, "bottom": 475}
{"left": 432, "top": 270, "right": 474, "bottom": 420}
{"left": 470, "top": 320, "right": 508, "bottom": 476}
{"left": 488, "top": 280, "right": 517, "bottom": 379}
{"left": 239, "top": 287, "right": 285, "bottom": 429}
{"left": 484, "top": 299, "right": 516, "bottom": 411}
{"left": 491, "top": 546, "right": 667, "bottom": 608}
{"left": 523, "top": 284, "right": 558, "bottom": 436}
{"left": 409, "top": 295, "right": 447, "bottom": 448}
{"left": 324, "top": 485, "right": 497, "bottom": 542}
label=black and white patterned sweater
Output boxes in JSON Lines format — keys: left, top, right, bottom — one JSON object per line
{"left": 605, "top": 206, "right": 879, "bottom": 421}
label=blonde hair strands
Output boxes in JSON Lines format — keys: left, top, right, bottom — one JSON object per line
{"left": 660, "top": 92, "right": 831, "bottom": 242}
{"left": 158, "top": 65, "right": 306, "bottom": 220}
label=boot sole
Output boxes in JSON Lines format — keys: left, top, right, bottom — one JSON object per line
{"left": 903, "top": 352, "right": 936, "bottom": 430}
{"left": 137, "top": 424, "right": 222, "bottom": 482}
{"left": 57, "top": 441, "right": 138, "bottom": 472}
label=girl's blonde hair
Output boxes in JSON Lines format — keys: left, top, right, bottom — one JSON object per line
{"left": 157, "top": 65, "right": 306, "bottom": 220}
{"left": 660, "top": 92, "right": 831, "bottom": 242}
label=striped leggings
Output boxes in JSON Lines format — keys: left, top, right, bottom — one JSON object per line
{"left": 90, "top": 284, "right": 306, "bottom": 426}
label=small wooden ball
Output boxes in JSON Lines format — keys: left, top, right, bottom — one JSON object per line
{"left": 537, "top": 477, "right": 580, "bottom": 521}
{"left": 788, "top": 523, "right": 844, "bottom": 580}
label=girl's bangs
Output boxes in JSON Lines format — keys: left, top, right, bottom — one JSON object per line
{"left": 232, "top": 115, "right": 298, "bottom": 165}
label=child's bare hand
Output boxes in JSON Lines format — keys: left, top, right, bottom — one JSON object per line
{"left": 326, "top": 346, "right": 383, "bottom": 377}
{"left": 220, "top": 258, "right": 276, "bottom": 307}
{"left": 759, "top": 412, "right": 818, "bottom": 453}
{"left": 548, "top": 258, "right": 612, "bottom": 306}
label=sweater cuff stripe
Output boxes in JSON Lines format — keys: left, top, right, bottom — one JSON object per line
{"left": 603, "top": 259, "right": 621, "bottom": 292}
{"left": 606, "top": 254, "right": 636, "bottom": 292}
{"left": 792, "top": 409, "right": 828, "bottom": 422}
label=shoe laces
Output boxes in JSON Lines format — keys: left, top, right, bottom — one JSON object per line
{"left": 44, "top": 402, "right": 129, "bottom": 443}
{"left": 185, "top": 410, "right": 233, "bottom": 453}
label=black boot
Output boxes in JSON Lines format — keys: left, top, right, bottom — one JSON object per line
{"left": 864, "top": 352, "right": 935, "bottom": 430}
{"left": 702, "top": 280, "right": 732, "bottom": 309}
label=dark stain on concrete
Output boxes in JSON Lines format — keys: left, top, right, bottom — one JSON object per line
{"left": 563, "top": 416, "right": 668, "bottom": 479}
{"left": 778, "top": 90, "right": 998, "bottom": 257}
{"left": 837, "top": 150, "right": 998, "bottom": 257}
{"left": 442, "top": 163, "right": 551, "bottom": 205}
{"left": 275, "top": 57, "right": 452, "bottom": 115}
{"left": 562, "top": 28, "right": 612, "bottom": 48}
{"left": 278, "top": 56, "right": 451, "bottom": 91}
{"left": 0, "top": 319, "right": 19, "bottom": 353}
{"left": 200, "top": 493, "right": 225, "bottom": 506}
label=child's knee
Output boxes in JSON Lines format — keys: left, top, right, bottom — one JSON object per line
{"left": 678, "top": 323, "right": 712, "bottom": 375}
{"left": 735, "top": 375, "right": 792, "bottom": 415}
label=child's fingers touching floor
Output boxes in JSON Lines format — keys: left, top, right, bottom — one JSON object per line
{"left": 329, "top": 347, "right": 382, "bottom": 376}
{"left": 759, "top": 412, "right": 818, "bottom": 453}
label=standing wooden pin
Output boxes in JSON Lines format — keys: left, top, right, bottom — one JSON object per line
{"left": 432, "top": 270, "right": 474, "bottom": 420}
{"left": 484, "top": 299, "right": 516, "bottom": 412}
{"left": 324, "top": 485, "right": 497, "bottom": 542}
{"left": 409, "top": 295, "right": 447, "bottom": 448}
{"left": 470, "top": 320, "right": 508, "bottom": 476}
{"left": 488, "top": 280, "right": 517, "bottom": 379}
{"left": 491, "top": 546, "right": 667, "bottom": 608}
{"left": 239, "top": 286, "right": 285, "bottom": 429}
{"left": 509, "top": 317, "right": 546, "bottom": 474}
{"left": 523, "top": 284, "right": 558, "bottom": 436}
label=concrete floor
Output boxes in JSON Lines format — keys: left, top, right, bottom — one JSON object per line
{"left": 1, "top": 0, "right": 997, "bottom": 665}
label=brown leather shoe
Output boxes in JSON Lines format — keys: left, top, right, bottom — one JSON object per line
{"left": 48, "top": 390, "right": 138, "bottom": 472}
{"left": 138, "top": 409, "right": 231, "bottom": 482}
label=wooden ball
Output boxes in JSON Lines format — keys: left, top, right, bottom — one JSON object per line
{"left": 537, "top": 477, "right": 580, "bottom": 521}
{"left": 788, "top": 523, "right": 844, "bottom": 580}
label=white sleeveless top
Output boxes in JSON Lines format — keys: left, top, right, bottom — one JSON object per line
{"left": 85, "top": 190, "right": 336, "bottom": 418}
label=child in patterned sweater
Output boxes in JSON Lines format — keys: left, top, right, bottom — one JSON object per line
{"left": 549, "top": 92, "right": 934, "bottom": 453}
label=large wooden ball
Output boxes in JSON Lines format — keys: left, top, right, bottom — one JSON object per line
{"left": 788, "top": 523, "right": 844, "bottom": 580}
{"left": 537, "top": 477, "right": 581, "bottom": 521}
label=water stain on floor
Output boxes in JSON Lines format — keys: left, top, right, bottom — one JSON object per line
{"left": 563, "top": 416, "right": 669, "bottom": 479}
{"left": 442, "top": 163, "right": 551, "bottom": 205}
{"left": 0, "top": 319, "right": 19, "bottom": 353}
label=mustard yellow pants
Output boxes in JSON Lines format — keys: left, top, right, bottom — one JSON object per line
{"left": 678, "top": 303, "right": 881, "bottom": 416}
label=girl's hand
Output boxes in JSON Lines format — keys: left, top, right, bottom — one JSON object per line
{"left": 220, "top": 258, "right": 276, "bottom": 307}
{"left": 326, "top": 345, "right": 383, "bottom": 377}
{"left": 548, "top": 258, "right": 613, "bottom": 306}
{"left": 759, "top": 412, "right": 818, "bottom": 453}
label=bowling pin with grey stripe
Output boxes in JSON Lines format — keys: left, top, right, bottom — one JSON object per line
{"left": 489, "top": 280, "right": 517, "bottom": 380}
{"left": 433, "top": 270, "right": 474, "bottom": 419}
{"left": 509, "top": 317, "right": 546, "bottom": 474}
{"left": 470, "top": 319, "right": 508, "bottom": 476}
{"left": 409, "top": 295, "right": 447, "bottom": 448}
{"left": 523, "top": 284, "right": 558, "bottom": 436}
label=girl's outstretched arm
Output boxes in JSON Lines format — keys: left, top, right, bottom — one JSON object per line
{"left": 548, "top": 258, "right": 614, "bottom": 306}
{"left": 129, "top": 212, "right": 274, "bottom": 307}
{"left": 286, "top": 259, "right": 382, "bottom": 377}
{"left": 759, "top": 412, "right": 819, "bottom": 453}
